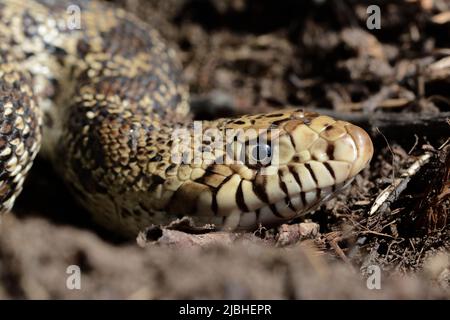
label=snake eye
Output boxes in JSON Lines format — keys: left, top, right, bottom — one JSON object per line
{"left": 250, "top": 143, "right": 272, "bottom": 165}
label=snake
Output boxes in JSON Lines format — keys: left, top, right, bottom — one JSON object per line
{"left": 0, "top": 0, "right": 374, "bottom": 238}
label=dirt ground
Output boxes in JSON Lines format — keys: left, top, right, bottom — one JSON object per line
{"left": 0, "top": 0, "right": 449, "bottom": 299}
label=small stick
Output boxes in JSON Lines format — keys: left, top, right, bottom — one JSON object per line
{"left": 325, "top": 232, "right": 353, "bottom": 267}
{"left": 369, "top": 152, "right": 432, "bottom": 216}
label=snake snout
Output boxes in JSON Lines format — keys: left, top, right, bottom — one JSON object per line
{"left": 345, "top": 124, "right": 374, "bottom": 177}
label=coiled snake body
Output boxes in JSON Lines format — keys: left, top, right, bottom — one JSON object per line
{"left": 0, "top": 0, "right": 373, "bottom": 237}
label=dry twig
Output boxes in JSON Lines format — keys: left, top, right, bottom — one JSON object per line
{"left": 369, "top": 152, "right": 433, "bottom": 216}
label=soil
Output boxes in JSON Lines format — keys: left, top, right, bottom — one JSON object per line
{"left": 0, "top": 0, "right": 449, "bottom": 299}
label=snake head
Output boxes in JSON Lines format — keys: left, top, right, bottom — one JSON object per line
{"left": 168, "top": 108, "right": 373, "bottom": 231}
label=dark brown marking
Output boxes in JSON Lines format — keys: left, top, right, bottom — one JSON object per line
{"left": 195, "top": 168, "right": 221, "bottom": 185}
{"left": 304, "top": 163, "right": 318, "bottom": 185}
{"left": 165, "top": 163, "right": 177, "bottom": 175}
{"left": 149, "top": 154, "right": 162, "bottom": 162}
{"left": 214, "top": 174, "right": 233, "bottom": 190}
{"left": 268, "top": 123, "right": 278, "bottom": 130}
{"left": 252, "top": 176, "right": 269, "bottom": 203}
{"left": 269, "top": 204, "right": 283, "bottom": 218}
{"left": 148, "top": 175, "right": 165, "bottom": 191}
{"left": 326, "top": 144, "right": 335, "bottom": 160}
{"left": 76, "top": 39, "right": 91, "bottom": 58}
{"left": 324, "top": 162, "right": 336, "bottom": 180}
{"left": 278, "top": 170, "right": 289, "bottom": 196}
{"left": 288, "top": 133, "right": 297, "bottom": 150}
{"left": 271, "top": 119, "right": 288, "bottom": 126}
{"left": 267, "top": 113, "right": 284, "bottom": 118}
{"left": 288, "top": 165, "right": 303, "bottom": 190}
{"left": 236, "top": 180, "right": 249, "bottom": 212}
{"left": 211, "top": 175, "right": 234, "bottom": 215}
{"left": 204, "top": 164, "right": 215, "bottom": 175}
{"left": 278, "top": 169, "right": 296, "bottom": 214}
{"left": 211, "top": 191, "right": 218, "bottom": 215}
{"left": 300, "top": 191, "right": 306, "bottom": 206}
{"left": 0, "top": 137, "right": 6, "bottom": 149}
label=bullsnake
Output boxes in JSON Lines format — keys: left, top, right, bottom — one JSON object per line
{"left": 0, "top": 0, "right": 373, "bottom": 237}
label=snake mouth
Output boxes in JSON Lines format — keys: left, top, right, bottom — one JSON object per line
{"left": 221, "top": 178, "right": 354, "bottom": 231}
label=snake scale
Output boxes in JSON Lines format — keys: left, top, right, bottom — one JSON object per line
{"left": 0, "top": 0, "right": 373, "bottom": 237}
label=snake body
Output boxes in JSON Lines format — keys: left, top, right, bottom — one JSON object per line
{"left": 0, "top": 0, "right": 373, "bottom": 237}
